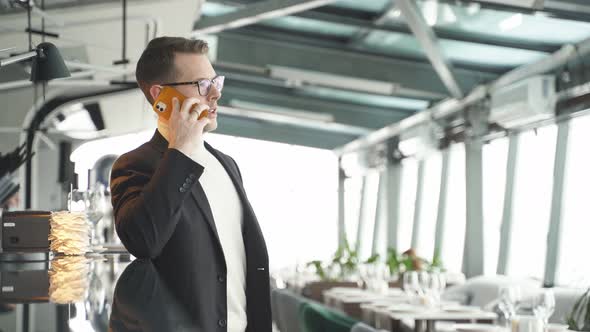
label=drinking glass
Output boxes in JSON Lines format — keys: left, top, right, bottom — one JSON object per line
{"left": 498, "top": 285, "right": 521, "bottom": 326}
{"left": 403, "top": 271, "right": 421, "bottom": 303}
{"left": 533, "top": 290, "right": 555, "bottom": 325}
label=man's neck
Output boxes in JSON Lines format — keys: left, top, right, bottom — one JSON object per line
{"left": 157, "top": 119, "right": 206, "bottom": 150}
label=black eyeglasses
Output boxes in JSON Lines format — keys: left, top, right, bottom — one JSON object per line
{"left": 161, "top": 75, "right": 225, "bottom": 96}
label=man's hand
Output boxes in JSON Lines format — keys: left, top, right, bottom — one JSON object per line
{"left": 168, "top": 97, "right": 211, "bottom": 156}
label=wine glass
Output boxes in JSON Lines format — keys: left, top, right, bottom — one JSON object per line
{"left": 498, "top": 285, "right": 521, "bottom": 326}
{"left": 403, "top": 271, "right": 421, "bottom": 303}
{"left": 373, "top": 263, "right": 390, "bottom": 294}
{"left": 67, "top": 189, "right": 88, "bottom": 213}
{"left": 429, "top": 272, "right": 446, "bottom": 305}
{"left": 357, "top": 263, "right": 369, "bottom": 289}
{"left": 86, "top": 185, "right": 105, "bottom": 245}
{"left": 86, "top": 186, "right": 105, "bottom": 226}
{"left": 533, "top": 290, "right": 556, "bottom": 325}
{"left": 418, "top": 271, "right": 431, "bottom": 295}
{"left": 68, "top": 186, "right": 105, "bottom": 246}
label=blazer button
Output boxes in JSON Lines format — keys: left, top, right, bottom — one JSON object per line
{"left": 182, "top": 182, "right": 190, "bottom": 189}
{"left": 179, "top": 187, "right": 186, "bottom": 193}
{"left": 189, "top": 173, "right": 196, "bottom": 180}
{"left": 218, "top": 319, "right": 227, "bottom": 327}
{"left": 185, "top": 178, "right": 193, "bottom": 184}
{"left": 218, "top": 275, "right": 225, "bottom": 283}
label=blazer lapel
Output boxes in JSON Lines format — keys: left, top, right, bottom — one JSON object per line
{"left": 148, "top": 130, "right": 222, "bottom": 244}
{"left": 190, "top": 183, "right": 221, "bottom": 244}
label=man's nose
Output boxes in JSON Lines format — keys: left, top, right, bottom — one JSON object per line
{"left": 207, "top": 85, "right": 221, "bottom": 101}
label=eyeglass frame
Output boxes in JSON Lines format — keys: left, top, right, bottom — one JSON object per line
{"left": 160, "top": 75, "right": 225, "bottom": 96}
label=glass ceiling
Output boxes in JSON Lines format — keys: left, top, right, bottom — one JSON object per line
{"left": 198, "top": 0, "right": 590, "bottom": 147}
{"left": 395, "top": 2, "right": 590, "bottom": 45}
{"left": 355, "top": 31, "right": 547, "bottom": 68}
{"left": 202, "top": 0, "right": 590, "bottom": 72}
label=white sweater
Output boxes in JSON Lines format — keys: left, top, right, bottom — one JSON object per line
{"left": 189, "top": 142, "right": 248, "bottom": 332}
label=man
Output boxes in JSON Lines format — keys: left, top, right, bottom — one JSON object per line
{"left": 110, "top": 37, "right": 271, "bottom": 332}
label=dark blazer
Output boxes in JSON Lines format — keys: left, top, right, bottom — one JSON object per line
{"left": 110, "top": 260, "right": 197, "bottom": 332}
{"left": 110, "top": 129, "right": 271, "bottom": 332}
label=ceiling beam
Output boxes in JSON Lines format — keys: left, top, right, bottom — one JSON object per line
{"left": 219, "top": 105, "right": 371, "bottom": 136}
{"left": 191, "top": 0, "right": 336, "bottom": 36}
{"left": 397, "top": 0, "right": 464, "bottom": 99}
{"left": 217, "top": 115, "right": 359, "bottom": 149}
{"left": 216, "top": 31, "right": 497, "bottom": 98}
{"left": 293, "top": 11, "right": 561, "bottom": 53}
{"left": 222, "top": 79, "right": 419, "bottom": 115}
{"left": 221, "top": 84, "right": 412, "bottom": 130}
{"left": 437, "top": 0, "right": 590, "bottom": 23}
{"left": 348, "top": 0, "right": 396, "bottom": 46}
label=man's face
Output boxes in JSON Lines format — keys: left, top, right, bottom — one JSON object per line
{"left": 162, "top": 52, "right": 221, "bottom": 133}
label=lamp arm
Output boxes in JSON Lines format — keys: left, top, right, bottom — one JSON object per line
{"left": 0, "top": 51, "right": 37, "bottom": 67}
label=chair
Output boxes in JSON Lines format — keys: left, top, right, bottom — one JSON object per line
{"left": 299, "top": 302, "right": 358, "bottom": 332}
{"left": 271, "top": 289, "right": 283, "bottom": 331}
{"left": 276, "top": 289, "right": 307, "bottom": 332}
{"left": 442, "top": 275, "right": 540, "bottom": 307}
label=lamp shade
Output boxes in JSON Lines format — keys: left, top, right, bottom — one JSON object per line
{"left": 30, "top": 42, "right": 71, "bottom": 82}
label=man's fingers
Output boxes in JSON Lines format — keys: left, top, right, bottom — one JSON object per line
{"left": 196, "top": 117, "right": 211, "bottom": 129}
{"left": 193, "top": 103, "right": 210, "bottom": 115}
{"left": 172, "top": 97, "right": 179, "bottom": 110}
{"left": 170, "top": 97, "right": 180, "bottom": 117}
{"left": 189, "top": 104, "right": 210, "bottom": 121}
{"left": 180, "top": 97, "right": 201, "bottom": 115}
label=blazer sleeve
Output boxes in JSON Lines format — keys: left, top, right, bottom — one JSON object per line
{"left": 110, "top": 148, "right": 204, "bottom": 259}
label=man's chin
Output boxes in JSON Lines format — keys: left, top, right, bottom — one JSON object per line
{"left": 204, "top": 121, "right": 218, "bottom": 133}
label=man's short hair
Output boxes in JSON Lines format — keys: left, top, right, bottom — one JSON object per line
{"left": 136, "top": 36, "right": 209, "bottom": 103}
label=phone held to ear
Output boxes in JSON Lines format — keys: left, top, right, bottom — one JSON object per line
{"left": 152, "top": 86, "right": 209, "bottom": 121}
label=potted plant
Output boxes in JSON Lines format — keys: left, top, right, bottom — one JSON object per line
{"left": 567, "top": 288, "right": 590, "bottom": 331}
{"left": 303, "top": 239, "right": 360, "bottom": 301}
{"left": 385, "top": 247, "right": 445, "bottom": 287}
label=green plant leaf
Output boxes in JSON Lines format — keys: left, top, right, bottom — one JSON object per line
{"left": 386, "top": 248, "right": 401, "bottom": 274}
{"left": 307, "top": 260, "right": 328, "bottom": 281}
{"left": 365, "top": 253, "right": 380, "bottom": 264}
{"left": 567, "top": 288, "right": 590, "bottom": 331}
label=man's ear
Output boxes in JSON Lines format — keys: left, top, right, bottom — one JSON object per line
{"left": 149, "top": 85, "right": 163, "bottom": 103}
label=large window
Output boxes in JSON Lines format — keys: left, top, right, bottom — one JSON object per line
{"left": 507, "top": 125, "right": 556, "bottom": 280}
{"left": 415, "top": 153, "right": 442, "bottom": 260}
{"left": 557, "top": 116, "right": 590, "bottom": 287}
{"left": 398, "top": 159, "right": 418, "bottom": 253}
{"left": 441, "top": 144, "right": 466, "bottom": 273}
{"left": 343, "top": 175, "right": 362, "bottom": 252}
{"left": 482, "top": 137, "right": 509, "bottom": 275}
{"left": 205, "top": 134, "right": 339, "bottom": 271}
{"left": 355, "top": 170, "right": 380, "bottom": 260}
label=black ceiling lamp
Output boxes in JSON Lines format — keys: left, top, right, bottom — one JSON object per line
{"left": 29, "top": 42, "right": 70, "bottom": 82}
{"left": 0, "top": 0, "right": 70, "bottom": 82}
{"left": 0, "top": 42, "right": 70, "bottom": 82}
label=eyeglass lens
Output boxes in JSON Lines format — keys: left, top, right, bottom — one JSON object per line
{"left": 198, "top": 77, "right": 224, "bottom": 96}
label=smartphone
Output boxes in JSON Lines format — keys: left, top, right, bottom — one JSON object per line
{"left": 152, "top": 86, "right": 208, "bottom": 120}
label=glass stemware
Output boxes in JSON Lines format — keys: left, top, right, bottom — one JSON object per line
{"left": 498, "top": 285, "right": 522, "bottom": 326}
{"left": 67, "top": 185, "right": 106, "bottom": 246}
{"left": 403, "top": 271, "right": 421, "bottom": 303}
{"left": 533, "top": 289, "right": 556, "bottom": 325}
